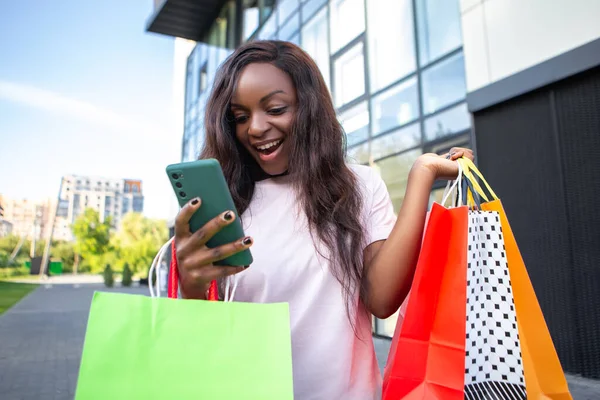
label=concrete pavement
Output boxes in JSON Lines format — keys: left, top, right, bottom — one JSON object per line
{"left": 10, "top": 273, "right": 130, "bottom": 285}
{"left": 0, "top": 281, "right": 598, "bottom": 399}
{"left": 0, "top": 282, "right": 147, "bottom": 400}
{"left": 373, "top": 339, "right": 600, "bottom": 399}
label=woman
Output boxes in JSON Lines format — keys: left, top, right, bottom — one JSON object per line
{"left": 174, "top": 40, "right": 473, "bottom": 399}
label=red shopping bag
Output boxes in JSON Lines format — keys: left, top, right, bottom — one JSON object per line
{"left": 383, "top": 203, "right": 469, "bottom": 400}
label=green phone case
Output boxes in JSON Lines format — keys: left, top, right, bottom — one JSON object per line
{"left": 166, "top": 159, "right": 253, "bottom": 267}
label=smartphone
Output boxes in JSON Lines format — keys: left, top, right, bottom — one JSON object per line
{"left": 166, "top": 159, "right": 253, "bottom": 267}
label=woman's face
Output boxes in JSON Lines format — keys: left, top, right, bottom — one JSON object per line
{"left": 231, "top": 63, "right": 296, "bottom": 176}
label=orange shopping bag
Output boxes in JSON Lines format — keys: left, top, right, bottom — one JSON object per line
{"left": 461, "top": 158, "right": 572, "bottom": 400}
{"left": 382, "top": 203, "right": 469, "bottom": 400}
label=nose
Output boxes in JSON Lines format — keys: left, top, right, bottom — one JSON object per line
{"left": 248, "top": 113, "right": 269, "bottom": 137}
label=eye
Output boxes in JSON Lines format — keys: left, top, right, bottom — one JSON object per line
{"left": 234, "top": 115, "right": 249, "bottom": 124}
{"left": 268, "top": 107, "right": 287, "bottom": 116}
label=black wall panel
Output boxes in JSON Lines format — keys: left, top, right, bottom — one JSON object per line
{"left": 474, "top": 66, "right": 600, "bottom": 378}
{"left": 553, "top": 69, "right": 600, "bottom": 378}
{"left": 474, "top": 68, "right": 600, "bottom": 379}
{"left": 474, "top": 89, "right": 580, "bottom": 374}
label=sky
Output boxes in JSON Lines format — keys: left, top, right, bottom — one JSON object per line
{"left": 0, "top": 0, "right": 181, "bottom": 220}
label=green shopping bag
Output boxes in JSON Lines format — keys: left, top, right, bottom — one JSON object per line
{"left": 75, "top": 292, "right": 294, "bottom": 399}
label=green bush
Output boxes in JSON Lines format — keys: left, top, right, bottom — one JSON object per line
{"left": 0, "top": 266, "right": 30, "bottom": 279}
{"left": 103, "top": 264, "right": 114, "bottom": 288}
{"left": 121, "top": 263, "right": 132, "bottom": 287}
{"left": 0, "top": 250, "right": 11, "bottom": 268}
{"left": 51, "top": 241, "right": 75, "bottom": 273}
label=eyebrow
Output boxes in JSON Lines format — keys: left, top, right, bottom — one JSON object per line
{"left": 231, "top": 90, "right": 286, "bottom": 109}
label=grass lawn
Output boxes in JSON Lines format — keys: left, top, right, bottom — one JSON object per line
{"left": 0, "top": 281, "right": 37, "bottom": 315}
{"left": 2, "top": 275, "right": 40, "bottom": 282}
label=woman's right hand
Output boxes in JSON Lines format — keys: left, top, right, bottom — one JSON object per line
{"left": 174, "top": 197, "right": 253, "bottom": 299}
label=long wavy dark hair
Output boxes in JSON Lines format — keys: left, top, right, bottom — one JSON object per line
{"left": 200, "top": 40, "right": 368, "bottom": 322}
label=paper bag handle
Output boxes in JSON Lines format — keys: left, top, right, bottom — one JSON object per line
{"left": 168, "top": 241, "right": 219, "bottom": 301}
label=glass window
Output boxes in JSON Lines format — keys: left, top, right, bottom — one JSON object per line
{"left": 334, "top": 42, "right": 365, "bottom": 107}
{"left": 339, "top": 101, "right": 369, "bottom": 147}
{"left": 371, "top": 123, "right": 421, "bottom": 160}
{"left": 182, "top": 136, "right": 197, "bottom": 162}
{"left": 243, "top": 0, "right": 260, "bottom": 39}
{"left": 197, "top": 63, "right": 208, "bottom": 95}
{"left": 367, "top": 0, "right": 416, "bottom": 92}
{"left": 278, "top": 0, "right": 299, "bottom": 25}
{"left": 330, "top": 0, "right": 365, "bottom": 53}
{"left": 347, "top": 142, "right": 370, "bottom": 164}
{"left": 416, "top": 0, "right": 462, "bottom": 65}
{"left": 260, "top": 0, "right": 276, "bottom": 22}
{"left": 301, "top": 7, "right": 330, "bottom": 88}
{"left": 242, "top": 0, "right": 277, "bottom": 38}
{"left": 195, "top": 122, "right": 206, "bottom": 153}
{"left": 423, "top": 132, "right": 470, "bottom": 154}
{"left": 375, "top": 149, "right": 422, "bottom": 212}
{"left": 205, "top": 2, "right": 236, "bottom": 48}
{"left": 424, "top": 103, "right": 470, "bottom": 141}
{"left": 256, "top": 11, "right": 277, "bottom": 39}
{"left": 429, "top": 187, "right": 446, "bottom": 209}
{"left": 371, "top": 77, "right": 419, "bottom": 136}
{"left": 278, "top": 11, "right": 300, "bottom": 40}
{"left": 185, "top": 58, "right": 194, "bottom": 109}
{"left": 421, "top": 52, "right": 466, "bottom": 115}
{"left": 302, "top": 0, "right": 327, "bottom": 23}
{"left": 288, "top": 33, "right": 300, "bottom": 46}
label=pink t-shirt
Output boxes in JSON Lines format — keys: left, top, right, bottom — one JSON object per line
{"left": 232, "top": 164, "right": 397, "bottom": 400}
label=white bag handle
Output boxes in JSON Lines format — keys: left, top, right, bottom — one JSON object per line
{"left": 148, "top": 238, "right": 173, "bottom": 298}
{"left": 148, "top": 238, "right": 238, "bottom": 302}
{"left": 441, "top": 161, "right": 464, "bottom": 208}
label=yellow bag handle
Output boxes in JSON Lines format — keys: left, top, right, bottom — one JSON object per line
{"left": 460, "top": 158, "right": 499, "bottom": 200}
{"left": 456, "top": 159, "right": 488, "bottom": 207}
{"left": 457, "top": 158, "right": 499, "bottom": 206}
{"left": 463, "top": 167, "right": 484, "bottom": 209}
{"left": 457, "top": 158, "right": 494, "bottom": 208}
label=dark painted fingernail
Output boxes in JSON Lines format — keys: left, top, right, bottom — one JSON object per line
{"left": 242, "top": 237, "right": 252, "bottom": 246}
{"left": 243, "top": 265, "right": 250, "bottom": 269}
{"left": 223, "top": 211, "right": 234, "bottom": 221}
{"left": 191, "top": 198, "right": 199, "bottom": 205}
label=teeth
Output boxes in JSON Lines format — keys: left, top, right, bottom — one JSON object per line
{"left": 256, "top": 140, "right": 282, "bottom": 151}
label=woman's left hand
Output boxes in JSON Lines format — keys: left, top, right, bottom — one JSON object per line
{"left": 414, "top": 147, "right": 474, "bottom": 180}
{"left": 443, "top": 147, "right": 474, "bottom": 162}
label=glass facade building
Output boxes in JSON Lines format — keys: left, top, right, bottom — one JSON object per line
{"left": 177, "top": 0, "right": 470, "bottom": 338}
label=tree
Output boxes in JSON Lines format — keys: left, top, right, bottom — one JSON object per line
{"left": 111, "top": 213, "right": 168, "bottom": 275}
{"left": 51, "top": 240, "right": 75, "bottom": 273}
{"left": 121, "top": 263, "right": 132, "bottom": 287}
{"left": 0, "top": 235, "right": 47, "bottom": 266}
{"left": 71, "top": 209, "right": 112, "bottom": 273}
{"left": 0, "top": 235, "right": 21, "bottom": 254}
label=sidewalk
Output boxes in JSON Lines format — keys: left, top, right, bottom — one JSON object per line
{"left": 10, "top": 273, "right": 131, "bottom": 285}
{"left": 0, "top": 282, "right": 147, "bottom": 400}
{"left": 0, "top": 282, "right": 598, "bottom": 399}
{"left": 373, "top": 338, "right": 600, "bottom": 399}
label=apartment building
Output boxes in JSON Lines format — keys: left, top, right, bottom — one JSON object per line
{"left": 54, "top": 175, "right": 144, "bottom": 241}
{"left": 0, "top": 195, "right": 54, "bottom": 240}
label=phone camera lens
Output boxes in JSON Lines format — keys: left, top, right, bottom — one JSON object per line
{"left": 175, "top": 182, "right": 182, "bottom": 188}
{"left": 171, "top": 173, "right": 179, "bottom": 179}
{"left": 179, "top": 191, "right": 187, "bottom": 198}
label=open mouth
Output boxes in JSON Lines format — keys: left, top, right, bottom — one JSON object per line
{"left": 254, "top": 139, "right": 283, "bottom": 156}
